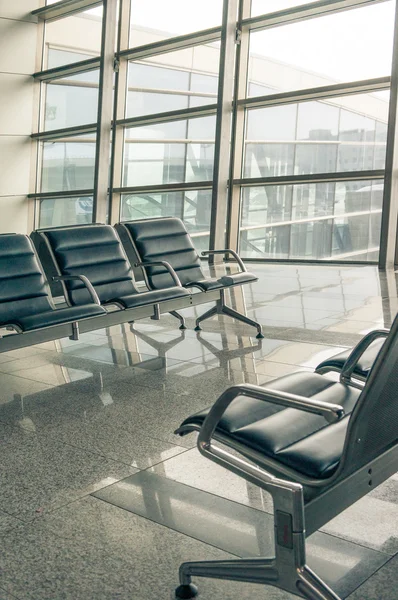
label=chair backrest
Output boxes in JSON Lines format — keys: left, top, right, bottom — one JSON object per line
{"left": 117, "top": 218, "right": 205, "bottom": 290}
{"left": 0, "top": 234, "right": 51, "bottom": 327}
{"left": 339, "top": 312, "right": 398, "bottom": 477}
{"left": 38, "top": 224, "right": 138, "bottom": 306}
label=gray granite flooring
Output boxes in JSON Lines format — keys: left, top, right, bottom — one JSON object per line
{"left": 0, "top": 264, "right": 397, "bottom": 599}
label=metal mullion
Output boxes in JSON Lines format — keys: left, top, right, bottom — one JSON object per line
{"left": 32, "top": 0, "right": 102, "bottom": 22}
{"left": 234, "top": 169, "right": 385, "bottom": 187}
{"left": 110, "top": 0, "right": 132, "bottom": 224}
{"left": 114, "top": 181, "right": 212, "bottom": 194}
{"left": 227, "top": 0, "right": 251, "bottom": 254}
{"left": 118, "top": 27, "right": 222, "bottom": 62}
{"left": 209, "top": 0, "right": 239, "bottom": 259}
{"left": 32, "top": 124, "right": 98, "bottom": 141}
{"left": 239, "top": 77, "right": 391, "bottom": 108}
{"left": 34, "top": 57, "right": 101, "bottom": 81}
{"left": 242, "top": 0, "right": 389, "bottom": 32}
{"left": 93, "top": 0, "right": 118, "bottom": 223}
{"left": 379, "top": 1, "right": 398, "bottom": 268}
{"left": 117, "top": 104, "right": 218, "bottom": 129}
{"left": 28, "top": 189, "right": 94, "bottom": 200}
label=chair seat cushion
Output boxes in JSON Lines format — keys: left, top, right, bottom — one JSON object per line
{"left": 316, "top": 337, "right": 385, "bottom": 380}
{"left": 189, "top": 272, "right": 258, "bottom": 291}
{"left": 178, "top": 371, "right": 361, "bottom": 479}
{"left": 16, "top": 303, "right": 106, "bottom": 332}
{"left": 117, "top": 286, "right": 189, "bottom": 309}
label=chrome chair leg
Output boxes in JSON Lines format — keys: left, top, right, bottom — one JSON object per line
{"left": 170, "top": 310, "right": 187, "bottom": 330}
{"left": 194, "top": 305, "right": 218, "bottom": 331}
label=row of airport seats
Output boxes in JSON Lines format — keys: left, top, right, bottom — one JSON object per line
{"left": 0, "top": 218, "right": 263, "bottom": 355}
{"left": 0, "top": 217, "right": 385, "bottom": 381}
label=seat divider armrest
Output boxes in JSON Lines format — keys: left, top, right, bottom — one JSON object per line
{"left": 201, "top": 249, "right": 247, "bottom": 273}
{"left": 340, "top": 329, "right": 389, "bottom": 384}
{"left": 53, "top": 275, "right": 101, "bottom": 305}
{"left": 134, "top": 260, "right": 182, "bottom": 287}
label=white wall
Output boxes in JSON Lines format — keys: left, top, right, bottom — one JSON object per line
{"left": 0, "top": 1, "right": 39, "bottom": 234}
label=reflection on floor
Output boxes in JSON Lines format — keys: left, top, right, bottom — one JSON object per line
{"left": 0, "top": 263, "right": 397, "bottom": 599}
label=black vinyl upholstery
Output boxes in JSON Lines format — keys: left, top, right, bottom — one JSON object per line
{"left": 178, "top": 371, "right": 361, "bottom": 479}
{"left": 117, "top": 218, "right": 258, "bottom": 290}
{"left": 39, "top": 224, "right": 189, "bottom": 307}
{"left": 0, "top": 234, "right": 105, "bottom": 332}
{"left": 316, "top": 337, "right": 385, "bottom": 379}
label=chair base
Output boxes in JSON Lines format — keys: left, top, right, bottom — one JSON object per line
{"left": 194, "top": 290, "right": 263, "bottom": 338}
{"left": 170, "top": 310, "right": 187, "bottom": 330}
{"left": 175, "top": 583, "right": 198, "bottom": 599}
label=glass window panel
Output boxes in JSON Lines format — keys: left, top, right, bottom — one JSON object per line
{"left": 244, "top": 95, "right": 389, "bottom": 177}
{"left": 44, "top": 71, "right": 99, "bottom": 131}
{"left": 41, "top": 137, "right": 96, "bottom": 193}
{"left": 129, "top": 0, "right": 223, "bottom": 47}
{"left": 251, "top": 0, "right": 322, "bottom": 17}
{"left": 120, "top": 190, "right": 210, "bottom": 249}
{"left": 127, "top": 49, "right": 219, "bottom": 118}
{"left": 123, "top": 117, "right": 215, "bottom": 187}
{"left": 39, "top": 196, "right": 93, "bottom": 228}
{"left": 241, "top": 186, "right": 293, "bottom": 228}
{"left": 239, "top": 180, "right": 382, "bottom": 261}
{"left": 248, "top": 2, "right": 394, "bottom": 97}
{"left": 45, "top": 11, "right": 102, "bottom": 68}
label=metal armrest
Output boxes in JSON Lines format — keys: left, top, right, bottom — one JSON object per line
{"left": 198, "top": 383, "right": 344, "bottom": 455}
{"left": 201, "top": 249, "right": 247, "bottom": 273}
{"left": 340, "top": 328, "right": 389, "bottom": 384}
{"left": 134, "top": 260, "right": 182, "bottom": 287}
{"left": 53, "top": 275, "right": 101, "bottom": 305}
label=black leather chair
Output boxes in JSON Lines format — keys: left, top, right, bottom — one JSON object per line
{"left": 0, "top": 233, "right": 106, "bottom": 349}
{"left": 115, "top": 218, "right": 264, "bottom": 338}
{"left": 36, "top": 224, "right": 191, "bottom": 330}
{"left": 316, "top": 334, "right": 387, "bottom": 381}
{"left": 173, "top": 321, "right": 398, "bottom": 600}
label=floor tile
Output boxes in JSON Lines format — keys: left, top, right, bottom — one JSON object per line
{"left": 347, "top": 554, "right": 398, "bottom": 599}
{"left": 94, "top": 471, "right": 389, "bottom": 599}
{"left": 0, "top": 422, "right": 138, "bottom": 520}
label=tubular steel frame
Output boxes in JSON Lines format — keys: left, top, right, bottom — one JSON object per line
{"left": 30, "top": 0, "right": 397, "bottom": 266}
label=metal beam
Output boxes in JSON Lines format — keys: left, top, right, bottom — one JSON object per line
{"left": 118, "top": 27, "right": 222, "bottom": 62}
{"left": 117, "top": 104, "right": 218, "bottom": 129}
{"left": 379, "top": 0, "right": 398, "bottom": 268}
{"left": 31, "top": 123, "right": 97, "bottom": 141}
{"left": 28, "top": 189, "right": 94, "bottom": 199}
{"left": 114, "top": 181, "right": 212, "bottom": 195}
{"left": 209, "top": 0, "right": 239, "bottom": 260}
{"left": 33, "top": 57, "right": 100, "bottom": 81}
{"left": 227, "top": 0, "right": 251, "bottom": 253}
{"left": 242, "top": 0, "right": 390, "bottom": 32}
{"left": 93, "top": 0, "right": 118, "bottom": 223}
{"left": 109, "top": 0, "right": 132, "bottom": 225}
{"left": 234, "top": 170, "right": 385, "bottom": 187}
{"left": 239, "top": 77, "right": 391, "bottom": 109}
{"left": 32, "top": 0, "right": 102, "bottom": 22}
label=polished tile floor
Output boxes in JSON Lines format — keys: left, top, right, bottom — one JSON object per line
{"left": 0, "top": 263, "right": 397, "bottom": 599}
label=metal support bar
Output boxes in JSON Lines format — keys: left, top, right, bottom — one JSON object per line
{"left": 33, "top": 57, "right": 100, "bottom": 81}
{"left": 31, "top": 123, "right": 97, "bottom": 141}
{"left": 116, "top": 104, "right": 218, "bottom": 129}
{"left": 234, "top": 169, "right": 385, "bottom": 187}
{"left": 379, "top": 0, "right": 398, "bottom": 267}
{"left": 28, "top": 189, "right": 94, "bottom": 200}
{"left": 118, "top": 27, "right": 222, "bottom": 62}
{"left": 242, "top": 0, "right": 390, "bottom": 32}
{"left": 93, "top": 0, "right": 118, "bottom": 223}
{"left": 32, "top": 0, "right": 102, "bottom": 22}
{"left": 113, "top": 181, "right": 213, "bottom": 194}
{"left": 169, "top": 311, "right": 187, "bottom": 330}
{"left": 69, "top": 322, "right": 80, "bottom": 341}
{"left": 109, "top": 0, "right": 132, "bottom": 225}
{"left": 239, "top": 76, "right": 391, "bottom": 109}
{"left": 209, "top": 0, "right": 239, "bottom": 261}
